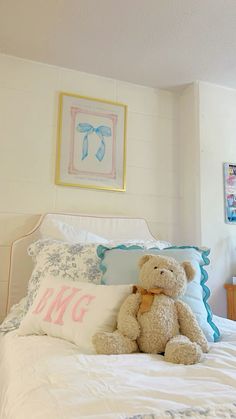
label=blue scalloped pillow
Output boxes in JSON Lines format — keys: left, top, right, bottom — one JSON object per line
{"left": 97, "top": 245, "right": 220, "bottom": 342}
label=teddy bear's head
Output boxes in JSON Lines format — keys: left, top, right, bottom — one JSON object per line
{"left": 138, "top": 254, "right": 195, "bottom": 298}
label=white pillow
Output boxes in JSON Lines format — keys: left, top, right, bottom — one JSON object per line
{"left": 1, "top": 239, "right": 103, "bottom": 334}
{"left": 0, "top": 297, "right": 27, "bottom": 335}
{"left": 110, "top": 239, "right": 172, "bottom": 249}
{"left": 26, "top": 239, "right": 103, "bottom": 309}
{"left": 39, "top": 218, "right": 171, "bottom": 249}
{"left": 40, "top": 219, "right": 109, "bottom": 243}
{"left": 18, "top": 278, "right": 132, "bottom": 353}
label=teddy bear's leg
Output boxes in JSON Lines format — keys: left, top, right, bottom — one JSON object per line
{"left": 164, "top": 335, "right": 203, "bottom": 365}
{"left": 93, "top": 330, "right": 138, "bottom": 355}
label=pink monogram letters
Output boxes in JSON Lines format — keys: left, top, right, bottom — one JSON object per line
{"left": 33, "top": 288, "right": 54, "bottom": 314}
{"left": 72, "top": 295, "right": 95, "bottom": 322}
{"left": 44, "top": 286, "right": 79, "bottom": 325}
{"left": 33, "top": 285, "right": 95, "bottom": 325}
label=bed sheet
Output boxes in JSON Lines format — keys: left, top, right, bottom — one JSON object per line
{"left": 0, "top": 316, "right": 236, "bottom": 419}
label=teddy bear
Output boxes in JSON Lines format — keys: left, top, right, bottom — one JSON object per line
{"left": 93, "top": 254, "right": 209, "bottom": 364}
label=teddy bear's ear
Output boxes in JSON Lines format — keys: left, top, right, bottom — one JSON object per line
{"left": 182, "top": 261, "right": 195, "bottom": 282}
{"left": 139, "top": 254, "right": 152, "bottom": 268}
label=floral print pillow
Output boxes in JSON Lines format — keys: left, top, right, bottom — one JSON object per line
{"left": 0, "top": 297, "right": 27, "bottom": 335}
{"left": 0, "top": 239, "right": 102, "bottom": 335}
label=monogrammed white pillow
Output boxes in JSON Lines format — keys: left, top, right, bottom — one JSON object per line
{"left": 18, "top": 278, "right": 132, "bottom": 354}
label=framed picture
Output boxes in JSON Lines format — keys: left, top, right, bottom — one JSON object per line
{"left": 55, "top": 92, "right": 127, "bottom": 191}
{"left": 224, "top": 162, "right": 236, "bottom": 224}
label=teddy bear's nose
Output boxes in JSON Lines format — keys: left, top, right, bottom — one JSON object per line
{"left": 160, "top": 270, "right": 164, "bottom": 275}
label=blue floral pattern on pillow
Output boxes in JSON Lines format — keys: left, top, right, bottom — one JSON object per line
{"left": 0, "top": 240, "right": 102, "bottom": 334}
{"left": 0, "top": 297, "right": 27, "bottom": 335}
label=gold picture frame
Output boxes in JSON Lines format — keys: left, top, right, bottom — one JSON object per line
{"left": 55, "top": 92, "right": 127, "bottom": 192}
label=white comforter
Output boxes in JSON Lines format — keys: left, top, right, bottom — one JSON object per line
{"left": 0, "top": 316, "right": 236, "bottom": 419}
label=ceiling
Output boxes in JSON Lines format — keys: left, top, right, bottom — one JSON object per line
{"left": 1, "top": 0, "right": 236, "bottom": 90}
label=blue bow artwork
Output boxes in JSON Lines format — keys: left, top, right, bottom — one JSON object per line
{"left": 77, "top": 123, "right": 112, "bottom": 162}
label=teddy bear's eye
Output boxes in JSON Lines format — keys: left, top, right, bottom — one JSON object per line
{"left": 170, "top": 269, "right": 173, "bottom": 272}
{"left": 154, "top": 266, "right": 158, "bottom": 269}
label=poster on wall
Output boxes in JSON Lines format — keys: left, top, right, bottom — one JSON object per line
{"left": 55, "top": 92, "right": 127, "bottom": 192}
{"left": 224, "top": 163, "right": 236, "bottom": 224}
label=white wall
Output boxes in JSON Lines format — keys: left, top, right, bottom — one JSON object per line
{"left": 0, "top": 54, "right": 179, "bottom": 321}
{"left": 178, "top": 81, "right": 236, "bottom": 317}
{"left": 178, "top": 83, "right": 201, "bottom": 246}
{"left": 199, "top": 82, "right": 236, "bottom": 317}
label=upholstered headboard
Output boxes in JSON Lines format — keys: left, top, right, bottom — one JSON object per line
{"left": 7, "top": 213, "right": 156, "bottom": 312}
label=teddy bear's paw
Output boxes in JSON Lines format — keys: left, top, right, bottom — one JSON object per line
{"left": 93, "top": 331, "right": 138, "bottom": 355}
{"left": 199, "top": 338, "right": 209, "bottom": 353}
{"left": 121, "top": 317, "right": 140, "bottom": 340}
{"left": 164, "top": 335, "right": 202, "bottom": 365}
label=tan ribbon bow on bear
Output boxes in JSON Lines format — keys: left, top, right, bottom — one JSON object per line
{"left": 133, "top": 285, "right": 164, "bottom": 314}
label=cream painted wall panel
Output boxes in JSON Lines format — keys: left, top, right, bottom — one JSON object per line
{"left": 177, "top": 81, "right": 236, "bottom": 317}
{"left": 0, "top": 88, "right": 57, "bottom": 137}
{"left": 58, "top": 68, "right": 116, "bottom": 101}
{"left": 54, "top": 186, "right": 128, "bottom": 215}
{"left": 0, "top": 247, "right": 10, "bottom": 282}
{"left": 126, "top": 166, "right": 179, "bottom": 198}
{"left": 156, "top": 89, "right": 176, "bottom": 119}
{"left": 0, "top": 54, "right": 60, "bottom": 93}
{"left": 0, "top": 128, "right": 55, "bottom": 183}
{"left": 178, "top": 84, "right": 201, "bottom": 245}
{"left": 128, "top": 139, "right": 178, "bottom": 171}
{"left": 117, "top": 81, "right": 175, "bottom": 118}
{"left": 0, "top": 214, "right": 40, "bottom": 245}
{"left": 117, "top": 82, "right": 160, "bottom": 115}
{"left": 200, "top": 158, "right": 224, "bottom": 224}
{"left": 198, "top": 82, "right": 236, "bottom": 317}
{"left": 128, "top": 112, "right": 175, "bottom": 144}
{"left": 200, "top": 116, "right": 236, "bottom": 157}
{"left": 55, "top": 187, "right": 180, "bottom": 225}
{"left": 127, "top": 112, "right": 159, "bottom": 141}
{"left": 200, "top": 82, "right": 236, "bottom": 119}
{"left": 0, "top": 181, "right": 55, "bottom": 213}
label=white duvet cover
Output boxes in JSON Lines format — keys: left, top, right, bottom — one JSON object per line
{"left": 0, "top": 316, "right": 236, "bottom": 419}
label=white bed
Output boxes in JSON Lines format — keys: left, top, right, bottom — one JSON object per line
{"left": 1, "top": 213, "right": 236, "bottom": 419}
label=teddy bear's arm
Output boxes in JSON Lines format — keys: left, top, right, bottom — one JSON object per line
{"left": 117, "top": 293, "right": 141, "bottom": 340}
{"left": 175, "top": 300, "right": 209, "bottom": 353}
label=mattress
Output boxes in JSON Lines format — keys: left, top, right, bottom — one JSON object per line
{"left": 0, "top": 316, "right": 236, "bottom": 419}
